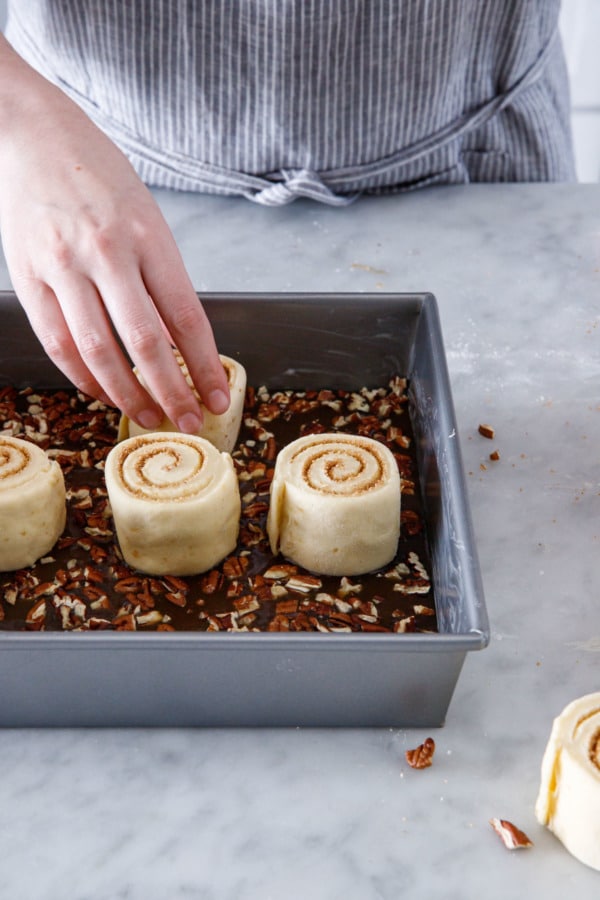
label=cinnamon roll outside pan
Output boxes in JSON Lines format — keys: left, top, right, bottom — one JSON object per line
{"left": 535, "top": 692, "right": 600, "bottom": 871}
{"left": 267, "top": 433, "right": 401, "bottom": 576}
{"left": 105, "top": 433, "right": 241, "bottom": 576}
{"left": 119, "top": 352, "right": 246, "bottom": 453}
{"left": 0, "top": 435, "right": 66, "bottom": 571}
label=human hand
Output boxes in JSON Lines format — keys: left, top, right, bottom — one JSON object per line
{"left": 0, "top": 36, "right": 230, "bottom": 433}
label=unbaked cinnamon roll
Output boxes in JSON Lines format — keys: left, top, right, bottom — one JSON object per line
{"left": 536, "top": 692, "right": 600, "bottom": 870}
{"left": 105, "top": 432, "right": 240, "bottom": 576}
{"left": 267, "top": 432, "right": 401, "bottom": 576}
{"left": 0, "top": 435, "right": 66, "bottom": 571}
{"left": 120, "top": 351, "right": 246, "bottom": 453}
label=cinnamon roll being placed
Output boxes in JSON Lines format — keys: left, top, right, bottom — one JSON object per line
{"left": 105, "top": 433, "right": 241, "bottom": 576}
{"left": 0, "top": 435, "right": 66, "bottom": 571}
{"left": 535, "top": 692, "right": 600, "bottom": 871}
{"left": 120, "top": 351, "right": 246, "bottom": 453}
{"left": 267, "top": 432, "right": 401, "bottom": 576}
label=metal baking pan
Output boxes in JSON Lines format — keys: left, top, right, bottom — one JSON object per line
{"left": 0, "top": 291, "right": 488, "bottom": 727}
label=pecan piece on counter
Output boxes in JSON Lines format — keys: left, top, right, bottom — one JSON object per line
{"left": 489, "top": 818, "right": 533, "bottom": 850}
{"left": 405, "top": 737, "right": 436, "bottom": 769}
{"left": 478, "top": 423, "right": 495, "bottom": 439}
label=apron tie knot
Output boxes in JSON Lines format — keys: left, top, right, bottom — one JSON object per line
{"left": 245, "top": 168, "right": 357, "bottom": 207}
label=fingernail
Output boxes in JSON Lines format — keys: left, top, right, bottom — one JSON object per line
{"left": 177, "top": 412, "right": 202, "bottom": 434}
{"left": 207, "top": 389, "right": 230, "bottom": 414}
{"left": 137, "top": 409, "right": 163, "bottom": 430}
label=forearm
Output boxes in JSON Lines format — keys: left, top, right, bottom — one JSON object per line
{"left": 0, "top": 32, "right": 132, "bottom": 194}
{"left": 0, "top": 33, "right": 65, "bottom": 145}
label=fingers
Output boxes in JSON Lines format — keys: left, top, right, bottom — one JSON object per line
{"left": 14, "top": 250, "right": 228, "bottom": 434}
{"left": 16, "top": 278, "right": 115, "bottom": 407}
{"left": 62, "top": 205, "right": 230, "bottom": 430}
{"left": 140, "top": 231, "right": 230, "bottom": 416}
{"left": 52, "top": 269, "right": 205, "bottom": 433}
{"left": 21, "top": 273, "right": 168, "bottom": 429}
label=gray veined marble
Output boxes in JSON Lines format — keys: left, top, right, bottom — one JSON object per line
{"left": 0, "top": 183, "right": 599, "bottom": 899}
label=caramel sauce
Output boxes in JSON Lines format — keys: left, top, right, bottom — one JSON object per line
{"left": 0, "top": 379, "right": 435, "bottom": 634}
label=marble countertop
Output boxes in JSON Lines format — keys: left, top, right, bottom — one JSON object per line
{"left": 0, "top": 183, "right": 599, "bottom": 898}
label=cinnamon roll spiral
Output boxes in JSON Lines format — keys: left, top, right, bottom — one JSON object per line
{"left": 105, "top": 433, "right": 240, "bottom": 575}
{"left": 536, "top": 692, "right": 600, "bottom": 870}
{"left": 0, "top": 435, "right": 66, "bottom": 571}
{"left": 267, "top": 433, "right": 401, "bottom": 576}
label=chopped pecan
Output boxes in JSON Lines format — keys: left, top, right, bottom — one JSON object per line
{"left": 233, "top": 595, "right": 260, "bottom": 615}
{"left": 90, "top": 544, "right": 108, "bottom": 565}
{"left": 239, "top": 524, "right": 264, "bottom": 547}
{"left": 405, "top": 737, "right": 435, "bottom": 769}
{"left": 32, "top": 581, "right": 55, "bottom": 598}
{"left": 338, "top": 577, "right": 363, "bottom": 597}
{"left": 286, "top": 574, "right": 322, "bottom": 593}
{"left": 89, "top": 595, "right": 111, "bottom": 611}
{"left": 334, "top": 598, "right": 353, "bottom": 614}
{"left": 164, "top": 591, "right": 186, "bottom": 608}
{"left": 113, "top": 613, "right": 136, "bottom": 631}
{"left": 300, "top": 598, "right": 338, "bottom": 617}
{"left": 114, "top": 576, "right": 143, "bottom": 594}
{"left": 200, "top": 569, "right": 223, "bottom": 594}
{"left": 401, "top": 509, "right": 422, "bottom": 536}
{"left": 135, "top": 581, "right": 155, "bottom": 610}
{"left": 3, "top": 587, "right": 17, "bottom": 606}
{"left": 223, "top": 556, "right": 249, "bottom": 579}
{"left": 0, "top": 375, "right": 434, "bottom": 635}
{"left": 82, "top": 585, "right": 108, "bottom": 602}
{"left": 263, "top": 564, "right": 298, "bottom": 580}
{"left": 314, "top": 592, "right": 335, "bottom": 606}
{"left": 328, "top": 611, "right": 355, "bottom": 628}
{"left": 256, "top": 402, "right": 281, "bottom": 423}
{"left": 86, "top": 617, "right": 113, "bottom": 630}
{"left": 25, "top": 598, "right": 47, "bottom": 624}
{"left": 489, "top": 819, "right": 533, "bottom": 850}
{"left": 253, "top": 584, "right": 274, "bottom": 602}
{"left": 275, "top": 598, "right": 299, "bottom": 615}
{"left": 226, "top": 580, "right": 245, "bottom": 599}
{"left": 243, "top": 500, "right": 270, "bottom": 518}
{"left": 83, "top": 565, "right": 104, "bottom": 584}
{"left": 359, "top": 621, "right": 389, "bottom": 632}
{"left": 290, "top": 612, "right": 314, "bottom": 631}
{"left": 161, "top": 574, "right": 188, "bottom": 593}
{"left": 214, "top": 611, "right": 238, "bottom": 630}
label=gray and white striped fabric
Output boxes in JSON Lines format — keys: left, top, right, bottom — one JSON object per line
{"left": 6, "top": 0, "right": 575, "bottom": 205}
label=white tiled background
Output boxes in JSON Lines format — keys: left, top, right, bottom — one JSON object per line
{"left": 0, "top": 0, "right": 599, "bottom": 181}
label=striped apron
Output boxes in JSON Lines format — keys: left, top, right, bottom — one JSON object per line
{"left": 6, "top": 0, "right": 576, "bottom": 206}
